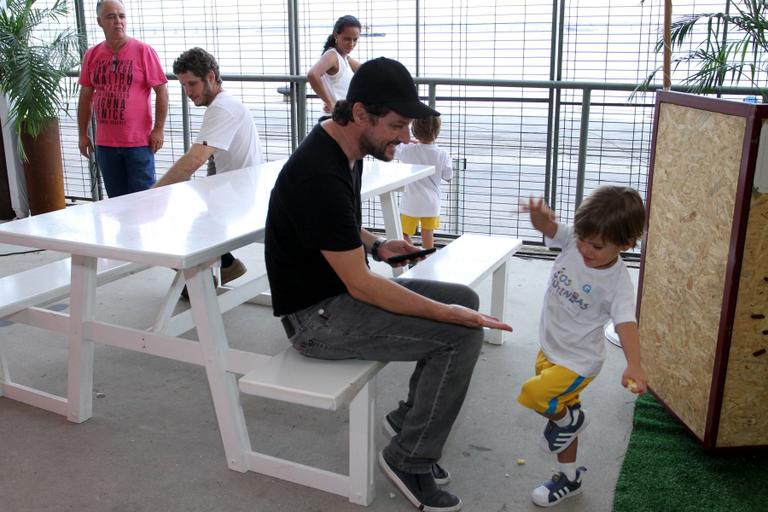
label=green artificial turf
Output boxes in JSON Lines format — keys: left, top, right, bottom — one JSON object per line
{"left": 613, "top": 394, "right": 768, "bottom": 512}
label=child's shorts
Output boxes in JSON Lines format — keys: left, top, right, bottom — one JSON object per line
{"left": 517, "top": 350, "right": 594, "bottom": 415}
{"left": 400, "top": 214, "right": 440, "bottom": 235}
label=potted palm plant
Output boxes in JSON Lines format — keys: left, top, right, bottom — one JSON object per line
{"left": 644, "top": 0, "right": 768, "bottom": 100}
{"left": 0, "top": 0, "right": 80, "bottom": 214}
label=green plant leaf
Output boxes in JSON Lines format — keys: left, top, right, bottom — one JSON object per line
{"left": 0, "top": 0, "right": 81, "bottom": 160}
{"left": 644, "top": 1, "right": 768, "bottom": 99}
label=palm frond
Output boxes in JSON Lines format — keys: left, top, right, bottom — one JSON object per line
{"left": 645, "top": 0, "right": 768, "bottom": 101}
{"left": 0, "top": 0, "right": 81, "bottom": 151}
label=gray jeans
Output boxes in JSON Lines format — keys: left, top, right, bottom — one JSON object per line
{"left": 283, "top": 278, "right": 484, "bottom": 474}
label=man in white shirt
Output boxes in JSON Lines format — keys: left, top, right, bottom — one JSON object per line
{"left": 155, "top": 47, "right": 263, "bottom": 286}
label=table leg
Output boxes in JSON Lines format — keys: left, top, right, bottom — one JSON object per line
{"left": 151, "top": 269, "right": 186, "bottom": 333}
{"left": 66, "top": 255, "right": 97, "bottom": 423}
{"left": 379, "top": 191, "right": 404, "bottom": 277}
{"left": 486, "top": 260, "right": 510, "bottom": 345}
{"left": 184, "top": 264, "right": 251, "bottom": 472}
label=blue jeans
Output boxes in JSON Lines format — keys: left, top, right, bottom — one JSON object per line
{"left": 96, "top": 146, "right": 156, "bottom": 197}
{"left": 283, "top": 278, "right": 484, "bottom": 474}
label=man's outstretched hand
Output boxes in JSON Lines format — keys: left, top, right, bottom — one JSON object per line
{"left": 445, "top": 304, "right": 512, "bottom": 331}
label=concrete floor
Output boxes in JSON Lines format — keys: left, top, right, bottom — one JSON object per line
{"left": 0, "top": 241, "right": 640, "bottom": 512}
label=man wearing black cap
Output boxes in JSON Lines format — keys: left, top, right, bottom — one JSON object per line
{"left": 264, "top": 57, "right": 511, "bottom": 512}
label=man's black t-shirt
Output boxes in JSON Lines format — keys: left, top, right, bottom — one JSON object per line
{"left": 265, "top": 124, "right": 363, "bottom": 316}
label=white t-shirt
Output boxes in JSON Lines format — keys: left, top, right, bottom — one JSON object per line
{"left": 394, "top": 143, "right": 453, "bottom": 217}
{"left": 320, "top": 48, "right": 354, "bottom": 103}
{"left": 195, "top": 91, "right": 263, "bottom": 173}
{"left": 539, "top": 224, "right": 637, "bottom": 377}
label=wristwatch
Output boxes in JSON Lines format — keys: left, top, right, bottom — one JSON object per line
{"left": 370, "top": 237, "right": 387, "bottom": 262}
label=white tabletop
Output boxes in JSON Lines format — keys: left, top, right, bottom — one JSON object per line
{"left": 0, "top": 157, "right": 434, "bottom": 501}
{"left": 0, "top": 160, "right": 434, "bottom": 269}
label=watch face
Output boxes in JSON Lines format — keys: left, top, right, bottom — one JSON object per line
{"left": 371, "top": 238, "right": 386, "bottom": 261}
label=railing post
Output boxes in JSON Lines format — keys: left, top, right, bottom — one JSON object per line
{"left": 84, "top": 116, "right": 102, "bottom": 201}
{"left": 575, "top": 88, "right": 591, "bottom": 208}
{"left": 288, "top": 0, "right": 300, "bottom": 151}
{"left": 428, "top": 83, "right": 437, "bottom": 109}
{"left": 547, "top": 0, "right": 567, "bottom": 211}
{"left": 74, "top": 0, "right": 102, "bottom": 200}
{"left": 449, "top": 157, "right": 465, "bottom": 234}
{"left": 181, "top": 90, "right": 191, "bottom": 153}
{"left": 297, "top": 81, "right": 307, "bottom": 145}
{"left": 415, "top": 0, "right": 421, "bottom": 77}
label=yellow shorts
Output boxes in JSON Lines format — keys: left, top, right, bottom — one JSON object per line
{"left": 400, "top": 214, "right": 440, "bottom": 235}
{"left": 517, "top": 350, "right": 594, "bottom": 415}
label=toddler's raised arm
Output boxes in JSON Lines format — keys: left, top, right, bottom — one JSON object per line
{"left": 522, "top": 197, "right": 558, "bottom": 239}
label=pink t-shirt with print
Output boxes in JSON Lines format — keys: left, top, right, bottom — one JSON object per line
{"left": 79, "top": 38, "right": 167, "bottom": 147}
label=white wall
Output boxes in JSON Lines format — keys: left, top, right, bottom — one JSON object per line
{"left": 0, "top": 95, "right": 30, "bottom": 219}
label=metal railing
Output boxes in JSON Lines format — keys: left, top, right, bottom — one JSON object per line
{"left": 51, "top": 0, "right": 757, "bottom": 248}
{"left": 59, "top": 71, "right": 765, "bottom": 248}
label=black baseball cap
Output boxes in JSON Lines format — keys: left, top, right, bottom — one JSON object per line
{"left": 346, "top": 57, "right": 440, "bottom": 119}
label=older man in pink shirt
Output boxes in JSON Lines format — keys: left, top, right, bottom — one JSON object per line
{"left": 77, "top": 0, "right": 168, "bottom": 197}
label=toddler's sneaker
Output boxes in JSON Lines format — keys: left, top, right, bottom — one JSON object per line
{"left": 382, "top": 413, "right": 451, "bottom": 485}
{"left": 539, "top": 405, "right": 589, "bottom": 454}
{"left": 531, "top": 466, "right": 586, "bottom": 507}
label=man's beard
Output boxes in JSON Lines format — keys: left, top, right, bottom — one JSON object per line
{"left": 197, "top": 81, "right": 215, "bottom": 107}
{"left": 360, "top": 132, "right": 399, "bottom": 161}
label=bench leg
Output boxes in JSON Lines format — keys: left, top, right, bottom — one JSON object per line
{"left": 66, "top": 255, "right": 96, "bottom": 423}
{"left": 348, "top": 376, "right": 376, "bottom": 505}
{"left": 486, "top": 259, "right": 510, "bottom": 345}
{"left": 185, "top": 265, "right": 251, "bottom": 472}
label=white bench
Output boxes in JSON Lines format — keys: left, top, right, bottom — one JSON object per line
{"left": 0, "top": 257, "right": 148, "bottom": 320}
{"left": 239, "top": 348, "right": 385, "bottom": 505}
{"left": 399, "top": 233, "right": 522, "bottom": 344}
{"left": 0, "top": 257, "right": 147, "bottom": 411}
{"left": 235, "top": 234, "right": 520, "bottom": 505}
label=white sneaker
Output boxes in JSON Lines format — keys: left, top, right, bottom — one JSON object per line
{"left": 531, "top": 467, "right": 586, "bottom": 507}
{"left": 539, "top": 405, "right": 589, "bottom": 454}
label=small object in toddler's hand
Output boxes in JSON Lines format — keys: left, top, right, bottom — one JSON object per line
{"left": 627, "top": 378, "right": 639, "bottom": 392}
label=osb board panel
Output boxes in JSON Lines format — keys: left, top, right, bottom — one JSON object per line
{"left": 640, "top": 103, "right": 745, "bottom": 439}
{"left": 719, "top": 191, "right": 768, "bottom": 447}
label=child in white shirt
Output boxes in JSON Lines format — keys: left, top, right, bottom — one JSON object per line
{"left": 394, "top": 116, "right": 453, "bottom": 249}
{"left": 518, "top": 186, "right": 648, "bottom": 507}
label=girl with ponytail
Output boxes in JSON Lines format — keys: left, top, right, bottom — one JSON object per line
{"left": 307, "top": 15, "right": 362, "bottom": 114}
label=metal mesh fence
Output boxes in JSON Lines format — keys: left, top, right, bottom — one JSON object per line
{"left": 19, "top": 0, "right": 742, "bottom": 247}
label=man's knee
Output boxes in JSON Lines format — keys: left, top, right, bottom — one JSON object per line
{"left": 457, "top": 284, "right": 480, "bottom": 310}
{"left": 451, "top": 321, "right": 484, "bottom": 359}
{"left": 435, "top": 281, "right": 479, "bottom": 310}
{"left": 396, "top": 279, "right": 478, "bottom": 309}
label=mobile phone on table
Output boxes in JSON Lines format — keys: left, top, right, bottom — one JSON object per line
{"left": 386, "top": 247, "right": 437, "bottom": 264}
